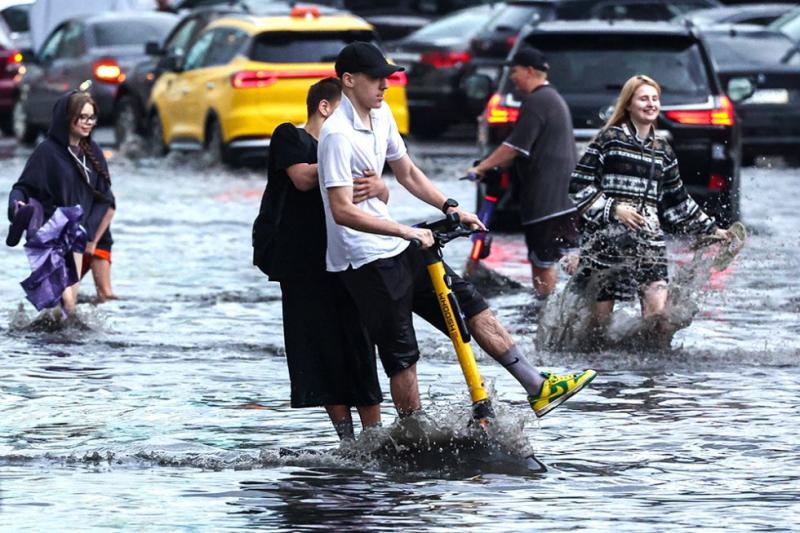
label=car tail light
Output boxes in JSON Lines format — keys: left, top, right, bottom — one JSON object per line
{"left": 419, "top": 50, "right": 471, "bottom": 69}
{"left": 664, "top": 96, "right": 735, "bottom": 126}
{"left": 5, "top": 50, "right": 22, "bottom": 73}
{"left": 387, "top": 70, "right": 407, "bottom": 87}
{"left": 708, "top": 174, "right": 728, "bottom": 192}
{"left": 94, "top": 59, "right": 124, "bottom": 83}
{"left": 485, "top": 93, "right": 519, "bottom": 124}
{"left": 230, "top": 69, "right": 336, "bottom": 88}
{"left": 506, "top": 36, "right": 517, "bottom": 49}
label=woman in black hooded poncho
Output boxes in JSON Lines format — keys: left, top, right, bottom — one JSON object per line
{"left": 8, "top": 90, "right": 115, "bottom": 313}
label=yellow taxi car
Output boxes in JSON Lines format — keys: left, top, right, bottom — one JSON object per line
{"left": 148, "top": 7, "right": 409, "bottom": 164}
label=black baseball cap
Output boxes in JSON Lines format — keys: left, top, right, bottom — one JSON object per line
{"left": 506, "top": 47, "right": 549, "bottom": 72}
{"left": 335, "top": 41, "right": 404, "bottom": 78}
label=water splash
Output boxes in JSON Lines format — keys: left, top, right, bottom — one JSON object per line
{"left": 537, "top": 235, "right": 739, "bottom": 352}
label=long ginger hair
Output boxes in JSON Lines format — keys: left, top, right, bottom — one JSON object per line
{"left": 603, "top": 74, "right": 662, "bottom": 129}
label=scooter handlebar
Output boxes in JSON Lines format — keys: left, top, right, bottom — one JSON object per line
{"left": 414, "top": 212, "right": 485, "bottom": 247}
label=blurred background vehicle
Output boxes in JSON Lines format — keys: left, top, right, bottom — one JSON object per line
{"left": 468, "top": 0, "right": 723, "bottom": 68}
{"left": 674, "top": 3, "right": 795, "bottom": 27}
{"left": 0, "top": 0, "right": 33, "bottom": 50}
{"left": 147, "top": 8, "right": 408, "bottom": 165}
{"left": 174, "top": 0, "right": 493, "bottom": 41}
{"left": 769, "top": 5, "right": 800, "bottom": 43}
{"left": 700, "top": 24, "right": 800, "bottom": 165}
{"left": 113, "top": 6, "right": 237, "bottom": 146}
{"left": 468, "top": 20, "right": 754, "bottom": 228}
{"left": 13, "top": 11, "right": 177, "bottom": 145}
{"left": 386, "top": 3, "right": 501, "bottom": 139}
{"left": 0, "top": 20, "right": 23, "bottom": 135}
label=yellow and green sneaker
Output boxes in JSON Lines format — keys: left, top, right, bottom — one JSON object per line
{"left": 528, "top": 370, "right": 597, "bottom": 418}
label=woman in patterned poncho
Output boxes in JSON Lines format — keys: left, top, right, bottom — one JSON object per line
{"left": 568, "top": 74, "right": 731, "bottom": 340}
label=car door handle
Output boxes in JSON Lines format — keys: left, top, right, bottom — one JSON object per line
{"left": 206, "top": 82, "right": 215, "bottom": 90}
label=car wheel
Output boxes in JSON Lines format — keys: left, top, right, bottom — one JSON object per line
{"left": 148, "top": 111, "right": 168, "bottom": 156}
{"left": 205, "top": 118, "right": 235, "bottom": 166}
{"left": 12, "top": 100, "right": 39, "bottom": 145}
{"left": 114, "top": 95, "right": 138, "bottom": 148}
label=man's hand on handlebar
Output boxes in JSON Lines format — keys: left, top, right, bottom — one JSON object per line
{"left": 451, "top": 208, "right": 487, "bottom": 232}
{"left": 404, "top": 226, "right": 435, "bottom": 249}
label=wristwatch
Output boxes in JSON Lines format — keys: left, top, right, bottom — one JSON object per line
{"left": 441, "top": 198, "right": 459, "bottom": 213}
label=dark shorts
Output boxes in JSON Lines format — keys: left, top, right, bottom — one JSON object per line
{"left": 280, "top": 275, "right": 383, "bottom": 408}
{"left": 338, "top": 246, "right": 490, "bottom": 378}
{"left": 523, "top": 212, "right": 579, "bottom": 269}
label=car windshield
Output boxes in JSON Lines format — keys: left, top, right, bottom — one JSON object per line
{"left": 250, "top": 31, "right": 377, "bottom": 63}
{"left": 1, "top": 4, "right": 30, "bottom": 33}
{"left": 507, "top": 35, "right": 712, "bottom": 104}
{"left": 486, "top": 5, "right": 545, "bottom": 33}
{"left": 93, "top": 19, "right": 176, "bottom": 47}
{"left": 704, "top": 31, "right": 800, "bottom": 67}
{"left": 405, "top": 6, "right": 494, "bottom": 42}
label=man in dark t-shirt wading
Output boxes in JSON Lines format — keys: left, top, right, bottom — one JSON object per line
{"left": 468, "top": 47, "right": 579, "bottom": 302}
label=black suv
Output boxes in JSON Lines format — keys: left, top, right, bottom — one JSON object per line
{"left": 473, "top": 20, "right": 753, "bottom": 227}
{"left": 469, "top": 0, "right": 721, "bottom": 64}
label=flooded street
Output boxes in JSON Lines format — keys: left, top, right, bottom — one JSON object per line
{"left": 1, "top": 136, "right": 798, "bottom": 531}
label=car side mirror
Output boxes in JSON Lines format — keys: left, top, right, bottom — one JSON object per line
{"left": 145, "top": 41, "right": 163, "bottom": 56}
{"left": 727, "top": 76, "right": 756, "bottom": 103}
{"left": 159, "top": 52, "right": 184, "bottom": 72}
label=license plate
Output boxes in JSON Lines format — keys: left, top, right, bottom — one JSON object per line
{"left": 745, "top": 89, "right": 789, "bottom": 105}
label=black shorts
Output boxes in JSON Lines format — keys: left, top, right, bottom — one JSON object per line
{"left": 280, "top": 275, "right": 382, "bottom": 408}
{"left": 338, "top": 246, "right": 489, "bottom": 378}
{"left": 523, "top": 212, "right": 579, "bottom": 268}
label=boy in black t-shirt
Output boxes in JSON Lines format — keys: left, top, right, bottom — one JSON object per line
{"left": 252, "top": 78, "right": 388, "bottom": 440}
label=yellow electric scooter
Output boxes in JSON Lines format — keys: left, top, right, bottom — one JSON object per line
{"left": 412, "top": 214, "right": 545, "bottom": 474}
{"left": 412, "top": 212, "right": 495, "bottom": 427}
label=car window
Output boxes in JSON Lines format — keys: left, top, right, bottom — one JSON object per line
{"left": 201, "top": 28, "right": 248, "bottom": 67}
{"left": 486, "top": 5, "right": 543, "bottom": 32}
{"left": 704, "top": 32, "right": 800, "bottom": 67}
{"left": 512, "top": 35, "right": 712, "bottom": 105}
{"left": 1, "top": 4, "right": 31, "bottom": 33}
{"left": 668, "top": 1, "right": 720, "bottom": 15}
{"left": 775, "top": 11, "right": 800, "bottom": 42}
{"left": 182, "top": 29, "right": 215, "bottom": 70}
{"left": 406, "top": 6, "right": 493, "bottom": 41}
{"left": 249, "top": 31, "right": 376, "bottom": 63}
{"left": 58, "top": 23, "right": 85, "bottom": 59}
{"left": 38, "top": 26, "right": 65, "bottom": 62}
{"left": 165, "top": 16, "right": 203, "bottom": 56}
{"left": 93, "top": 19, "right": 176, "bottom": 47}
{"left": 592, "top": 3, "right": 673, "bottom": 22}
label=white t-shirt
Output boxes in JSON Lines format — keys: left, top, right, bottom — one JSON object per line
{"left": 318, "top": 94, "right": 409, "bottom": 272}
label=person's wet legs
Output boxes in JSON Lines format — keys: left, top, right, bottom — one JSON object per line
{"left": 641, "top": 280, "right": 671, "bottom": 346}
{"left": 356, "top": 404, "right": 381, "bottom": 429}
{"left": 324, "top": 405, "right": 355, "bottom": 440}
{"left": 61, "top": 253, "right": 83, "bottom": 315}
{"left": 390, "top": 364, "right": 421, "bottom": 417}
{"left": 89, "top": 257, "right": 117, "bottom": 302}
{"left": 532, "top": 265, "right": 557, "bottom": 299}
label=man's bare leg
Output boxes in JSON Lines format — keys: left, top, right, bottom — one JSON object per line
{"left": 390, "top": 364, "right": 421, "bottom": 417}
{"left": 324, "top": 405, "right": 355, "bottom": 440}
{"left": 356, "top": 404, "right": 382, "bottom": 429}
{"left": 467, "top": 309, "right": 545, "bottom": 396}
